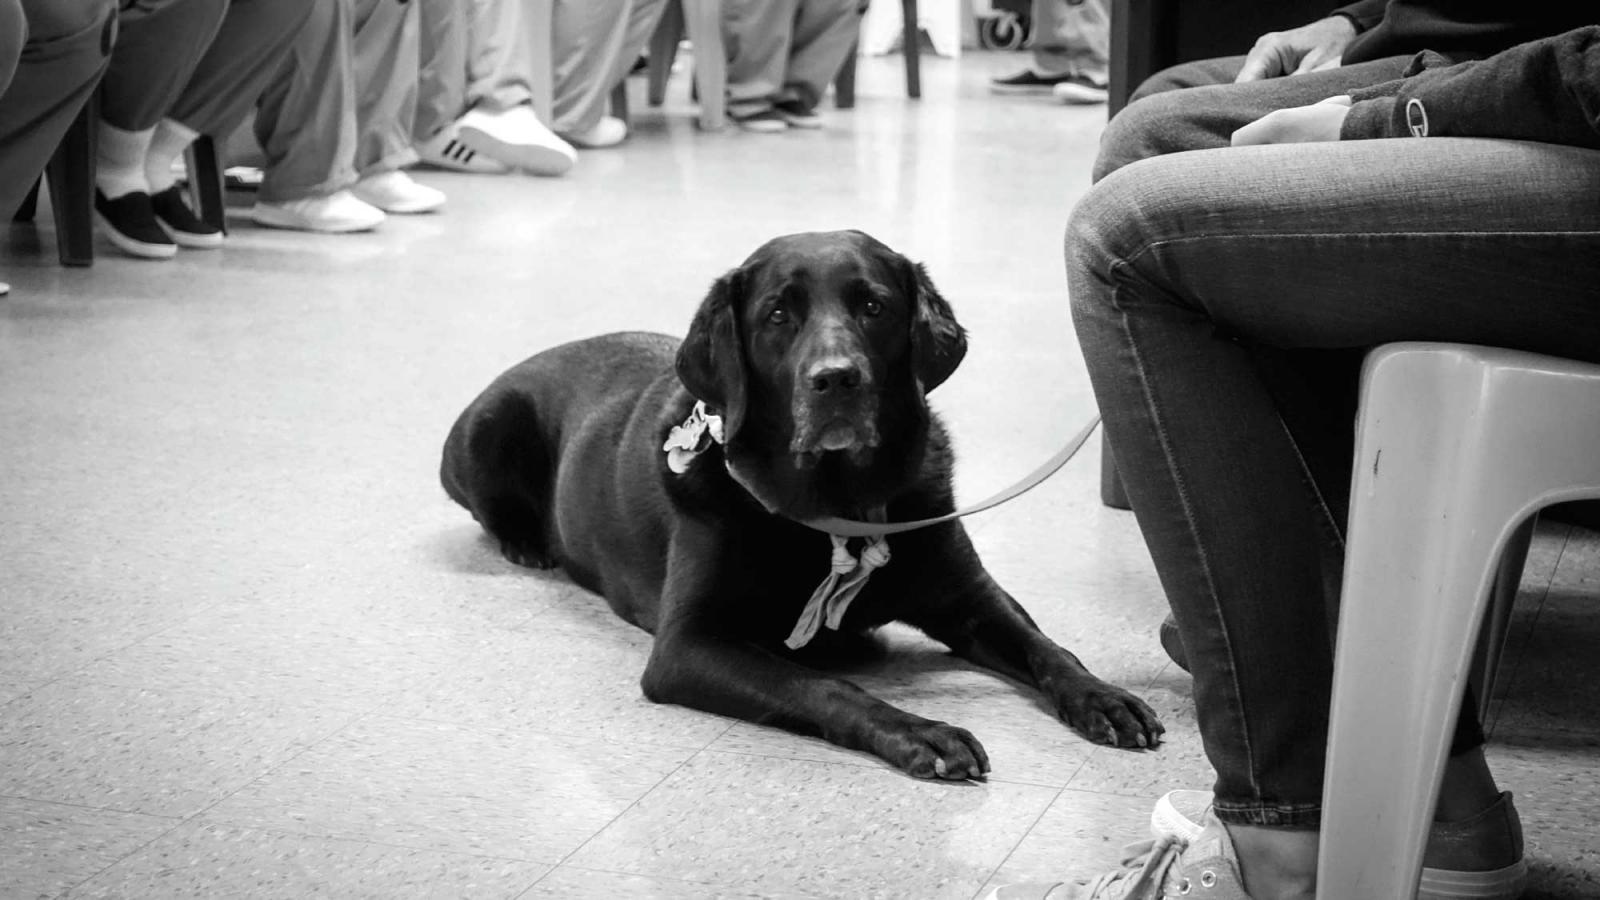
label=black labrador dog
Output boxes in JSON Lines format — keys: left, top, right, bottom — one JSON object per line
{"left": 440, "top": 230, "right": 1162, "bottom": 780}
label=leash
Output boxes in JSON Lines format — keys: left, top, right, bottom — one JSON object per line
{"left": 800, "top": 411, "right": 1103, "bottom": 537}
{"left": 664, "top": 402, "right": 1104, "bottom": 648}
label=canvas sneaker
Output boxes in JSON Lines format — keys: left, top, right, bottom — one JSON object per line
{"left": 149, "top": 185, "right": 223, "bottom": 249}
{"left": 732, "top": 109, "right": 789, "bottom": 133}
{"left": 990, "top": 69, "right": 1079, "bottom": 94}
{"left": 95, "top": 190, "right": 177, "bottom": 259}
{"left": 352, "top": 170, "right": 445, "bottom": 214}
{"left": 456, "top": 105, "right": 576, "bottom": 175}
{"left": 1053, "top": 73, "right": 1110, "bottom": 104}
{"left": 251, "top": 190, "right": 385, "bottom": 233}
{"left": 1151, "top": 790, "right": 1528, "bottom": 900}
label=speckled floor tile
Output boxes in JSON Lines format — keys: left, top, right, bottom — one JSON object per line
{"left": 70, "top": 821, "right": 549, "bottom": 900}
{"left": 67, "top": 579, "right": 540, "bottom": 714}
{"left": 520, "top": 866, "right": 826, "bottom": 899}
{"left": 0, "top": 678, "right": 43, "bottom": 708}
{"left": 202, "top": 715, "right": 693, "bottom": 862}
{"left": 0, "top": 680, "right": 358, "bottom": 818}
{"left": 0, "top": 797, "right": 176, "bottom": 900}
{"left": 565, "top": 750, "right": 1059, "bottom": 899}
{"left": 382, "top": 617, "right": 732, "bottom": 750}
{"left": 979, "top": 788, "right": 1158, "bottom": 894}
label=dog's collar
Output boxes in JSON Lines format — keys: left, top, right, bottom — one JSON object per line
{"left": 663, "top": 401, "right": 890, "bottom": 650}
{"left": 663, "top": 400, "right": 725, "bottom": 474}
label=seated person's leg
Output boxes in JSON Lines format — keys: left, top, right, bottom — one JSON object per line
{"left": 548, "top": 0, "right": 666, "bottom": 149}
{"left": 249, "top": 0, "right": 382, "bottom": 233}
{"left": 722, "top": 0, "right": 797, "bottom": 131}
{"left": 992, "top": 0, "right": 1110, "bottom": 104}
{"left": 344, "top": 0, "right": 444, "bottom": 214}
{"left": 767, "top": 0, "right": 857, "bottom": 128}
{"left": 415, "top": 0, "right": 574, "bottom": 176}
{"left": 0, "top": 0, "right": 116, "bottom": 224}
{"left": 1095, "top": 55, "right": 1413, "bottom": 182}
{"left": 1042, "top": 136, "right": 1600, "bottom": 898}
{"left": 158, "top": 0, "right": 316, "bottom": 237}
{"left": 96, "top": 0, "right": 225, "bottom": 259}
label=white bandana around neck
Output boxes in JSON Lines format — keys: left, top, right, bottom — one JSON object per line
{"left": 662, "top": 400, "right": 891, "bottom": 649}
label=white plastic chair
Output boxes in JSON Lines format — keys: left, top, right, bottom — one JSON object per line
{"left": 1318, "top": 342, "right": 1600, "bottom": 899}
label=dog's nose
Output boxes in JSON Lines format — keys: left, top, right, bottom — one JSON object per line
{"left": 808, "top": 360, "right": 863, "bottom": 395}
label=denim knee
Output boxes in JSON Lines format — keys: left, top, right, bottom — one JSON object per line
{"left": 1093, "top": 88, "right": 1194, "bottom": 182}
{"left": 18, "top": 0, "right": 116, "bottom": 42}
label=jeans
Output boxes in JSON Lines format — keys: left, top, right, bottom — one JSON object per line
{"left": 1069, "top": 65, "right": 1600, "bottom": 827}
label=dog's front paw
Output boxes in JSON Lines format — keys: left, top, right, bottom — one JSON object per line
{"left": 879, "top": 720, "right": 991, "bottom": 781}
{"left": 499, "top": 537, "right": 555, "bottom": 570}
{"left": 1053, "top": 681, "right": 1165, "bottom": 750}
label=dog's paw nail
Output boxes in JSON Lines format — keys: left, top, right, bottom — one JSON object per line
{"left": 1136, "top": 733, "right": 1147, "bottom": 748}
{"left": 933, "top": 758, "right": 948, "bottom": 777}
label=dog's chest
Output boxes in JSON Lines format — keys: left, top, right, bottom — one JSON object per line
{"left": 721, "top": 532, "right": 904, "bottom": 634}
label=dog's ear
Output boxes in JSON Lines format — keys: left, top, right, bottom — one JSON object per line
{"left": 903, "top": 260, "right": 967, "bottom": 394}
{"left": 676, "top": 267, "right": 749, "bottom": 438}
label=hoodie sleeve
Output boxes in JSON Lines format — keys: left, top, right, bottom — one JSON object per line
{"left": 1330, "top": 0, "right": 1388, "bottom": 33}
{"left": 1339, "top": 25, "right": 1600, "bottom": 149}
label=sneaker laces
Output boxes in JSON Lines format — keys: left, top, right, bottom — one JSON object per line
{"left": 1079, "top": 833, "right": 1193, "bottom": 899}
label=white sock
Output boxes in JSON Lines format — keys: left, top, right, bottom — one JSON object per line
{"left": 96, "top": 121, "right": 155, "bottom": 199}
{"left": 145, "top": 118, "right": 198, "bottom": 194}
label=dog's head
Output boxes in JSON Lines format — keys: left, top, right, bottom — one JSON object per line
{"left": 676, "top": 230, "right": 967, "bottom": 516}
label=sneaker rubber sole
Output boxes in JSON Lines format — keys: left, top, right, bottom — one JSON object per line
{"left": 96, "top": 211, "right": 177, "bottom": 259}
{"left": 456, "top": 125, "right": 575, "bottom": 176}
{"left": 157, "top": 218, "right": 223, "bottom": 249}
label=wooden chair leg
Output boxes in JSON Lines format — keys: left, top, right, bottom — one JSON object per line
{"left": 186, "top": 134, "right": 227, "bottom": 235}
{"left": 900, "top": 0, "right": 920, "bottom": 99}
{"left": 45, "top": 96, "right": 97, "bottom": 268}
{"left": 13, "top": 179, "right": 40, "bottom": 223}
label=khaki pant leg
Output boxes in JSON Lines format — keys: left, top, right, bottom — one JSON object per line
{"left": 1029, "top": 0, "right": 1108, "bottom": 81}
{"left": 549, "top": 0, "right": 664, "bottom": 134}
{"left": 253, "top": 0, "right": 358, "bottom": 202}
{"left": 416, "top": 0, "right": 467, "bottom": 138}
{"left": 466, "top": 0, "right": 534, "bottom": 113}
{"left": 779, "top": 0, "right": 857, "bottom": 110}
{"left": 0, "top": 0, "right": 116, "bottom": 218}
{"left": 102, "top": 0, "right": 225, "bottom": 131}
{"left": 170, "top": 0, "right": 316, "bottom": 139}
{"left": 722, "top": 0, "right": 797, "bottom": 117}
{"left": 351, "top": 0, "right": 419, "bottom": 176}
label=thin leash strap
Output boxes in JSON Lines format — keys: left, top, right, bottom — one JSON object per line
{"left": 800, "top": 413, "right": 1102, "bottom": 538}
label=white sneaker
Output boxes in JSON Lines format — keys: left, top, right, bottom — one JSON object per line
{"left": 415, "top": 124, "right": 509, "bottom": 174}
{"left": 456, "top": 105, "right": 576, "bottom": 176}
{"left": 251, "top": 190, "right": 386, "bottom": 233}
{"left": 1, "top": 281, "right": 9, "bottom": 296}
{"left": 562, "top": 115, "right": 627, "bottom": 149}
{"left": 352, "top": 170, "right": 445, "bottom": 214}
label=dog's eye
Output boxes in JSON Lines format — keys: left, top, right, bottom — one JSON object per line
{"left": 863, "top": 299, "right": 883, "bottom": 317}
{"left": 768, "top": 307, "right": 790, "bottom": 325}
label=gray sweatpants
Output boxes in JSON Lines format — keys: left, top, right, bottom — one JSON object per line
{"left": 0, "top": 0, "right": 117, "bottom": 220}
{"left": 254, "top": 0, "right": 420, "bottom": 203}
{"left": 1029, "top": 0, "right": 1109, "bottom": 83}
{"left": 416, "top": 0, "right": 534, "bottom": 140}
{"left": 722, "top": 0, "right": 859, "bottom": 117}
{"left": 418, "top": 0, "right": 666, "bottom": 138}
{"left": 103, "top": 0, "right": 313, "bottom": 138}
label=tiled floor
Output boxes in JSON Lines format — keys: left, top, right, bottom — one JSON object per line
{"left": 3, "top": 51, "right": 1599, "bottom": 900}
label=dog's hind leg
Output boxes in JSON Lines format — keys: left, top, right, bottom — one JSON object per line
{"left": 441, "top": 391, "right": 560, "bottom": 569}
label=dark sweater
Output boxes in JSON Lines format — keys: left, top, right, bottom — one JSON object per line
{"left": 1333, "top": 0, "right": 1595, "bottom": 63}
{"left": 1339, "top": 26, "right": 1600, "bottom": 149}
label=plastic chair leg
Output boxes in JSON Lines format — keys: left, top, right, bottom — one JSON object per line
{"left": 1318, "top": 343, "right": 1600, "bottom": 900}
{"left": 1470, "top": 514, "right": 1537, "bottom": 723}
